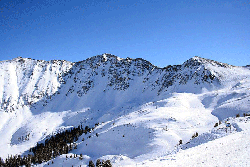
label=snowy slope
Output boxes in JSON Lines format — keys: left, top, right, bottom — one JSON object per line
{"left": 132, "top": 117, "right": 250, "bottom": 167}
{"left": 0, "top": 54, "right": 250, "bottom": 166}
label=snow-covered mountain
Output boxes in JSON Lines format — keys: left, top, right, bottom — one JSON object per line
{"left": 0, "top": 54, "right": 250, "bottom": 166}
{"left": 0, "top": 54, "right": 221, "bottom": 113}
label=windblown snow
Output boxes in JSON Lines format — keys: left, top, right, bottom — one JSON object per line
{"left": 0, "top": 54, "right": 250, "bottom": 166}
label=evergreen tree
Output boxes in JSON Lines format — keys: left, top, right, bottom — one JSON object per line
{"left": 88, "top": 160, "right": 95, "bottom": 167}
{"left": 96, "top": 159, "right": 102, "bottom": 167}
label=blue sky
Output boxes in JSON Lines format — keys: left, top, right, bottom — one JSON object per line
{"left": 1, "top": 0, "right": 249, "bottom": 67}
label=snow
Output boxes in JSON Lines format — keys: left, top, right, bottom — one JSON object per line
{"left": 132, "top": 117, "right": 250, "bottom": 167}
{"left": 0, "top": 55, "right": 250, "bottom": 166}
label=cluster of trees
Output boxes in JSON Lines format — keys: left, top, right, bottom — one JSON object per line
{"left": 2, "top": 154, "right": 33, "bottom": 167}
{"left": 1, "top": 125, "right": 92, "bottom": 167}
{"left": 243, "top": 113, "right": 250, "bottom": 117}
{"left": 192, "top": 132, "right": 199, "bottom": 139}
{"left": 89, "top": 159, "right": 112, "bottom": 167}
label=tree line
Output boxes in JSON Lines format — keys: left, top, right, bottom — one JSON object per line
{"left": 0, "top": 124, "right": 106, "bottom": 167}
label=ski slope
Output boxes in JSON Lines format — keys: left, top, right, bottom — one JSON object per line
{"left": 133, "top": 117, "right": 250, "bottom": 167}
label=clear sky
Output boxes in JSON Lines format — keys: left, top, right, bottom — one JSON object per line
{"left": 1, "top": 0, "right": 249, "bottom": 67}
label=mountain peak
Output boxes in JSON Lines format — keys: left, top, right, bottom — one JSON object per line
{"left": 8, "top": 56, "right": 35, "bottom": 64}
{"left": 81, "top": 53, "right": 122, "bottom": 64}
{"left": 183, "top": 56, "right": 233, "bottom": 68}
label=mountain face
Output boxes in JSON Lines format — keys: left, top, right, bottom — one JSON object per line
{"left": 0, "top": 54, "right": 250, "bottom": 166}
{"left": 0, "top": 54, "right": 219, "bottom": 113}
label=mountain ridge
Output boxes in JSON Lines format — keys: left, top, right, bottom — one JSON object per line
{"left": 2, "top": 54, "right": 238, "bottom": 68}
{"left": 0, "top": 54, "right": 222, "bottom": 113}
{"left": 0, "top": 54, "right": 250, "bottom": 166}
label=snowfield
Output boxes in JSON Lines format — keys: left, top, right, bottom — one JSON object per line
{"left": 0, "top": 55, "right": 250, "bottom": 166}
{"left": 134, "top": 117, "right": 250, "bottom": 167}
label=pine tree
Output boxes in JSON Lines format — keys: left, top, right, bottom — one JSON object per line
{"left": 88, "top": 160, "right": 95, "bottom": 167}
{"left": 103, "top": 160, "right": 112, "bottom": 167}
{"left": 96, "top": 159, "right": 102, "bottom": 167}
